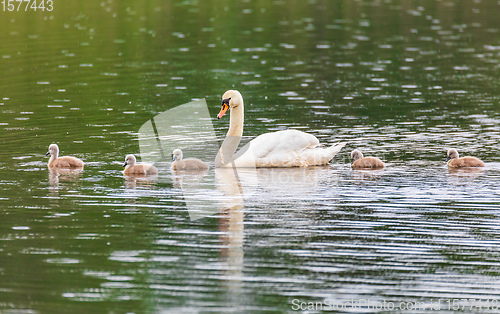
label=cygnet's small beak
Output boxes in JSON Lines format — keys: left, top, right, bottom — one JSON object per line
{"left": 122, "top": 161, "right": 128, "bottom": 167}
{"left": 217, "top": 99, "right": 230, "bottom": 119}
{"left": 446, "top": 157, "right": 451, "bottom": 162}
{"left": 172, "top": 156, "right": 177, "bottom": 162}
{"left": 45, "top": 151, "right": 50, "bottom": 156}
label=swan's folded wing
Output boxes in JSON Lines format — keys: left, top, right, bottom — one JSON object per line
{"left": 248, "top": 130, "right": 319, "bottom": 159}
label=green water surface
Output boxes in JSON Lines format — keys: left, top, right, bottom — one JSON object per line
{"left": 1, "top": 0, "right": 500, "bottom": 312}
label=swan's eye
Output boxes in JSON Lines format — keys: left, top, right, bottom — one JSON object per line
{"left": 222, "top": 98, "right": 230, "bottom": 106}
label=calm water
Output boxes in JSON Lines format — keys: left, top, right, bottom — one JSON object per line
{"left": 1, "top": 0, "right": 500, "bottom": 312}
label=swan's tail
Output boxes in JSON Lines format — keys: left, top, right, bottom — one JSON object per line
{"left": 327, "top": 142, "right": 346, "bottom": 160}
{"left": 302, "top": 142, "right": 346, "bottom": 166}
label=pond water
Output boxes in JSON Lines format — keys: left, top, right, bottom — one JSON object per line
{"left": 1, "top": 0, "right": 500, "bottom": 312}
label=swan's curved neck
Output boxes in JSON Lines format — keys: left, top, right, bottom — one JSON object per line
{"left": 215, "top": 103, "right": 244, "bottom": 167}
{"left": 48, "top": 152, "right": 58, "bottom": 167}
{"left": 227, "top": 103, "right": 244, "bottom": 137}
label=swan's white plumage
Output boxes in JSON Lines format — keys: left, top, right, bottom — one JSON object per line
{"left": 216, "top": 90, "right": 345, "bottom": 168}
{"left": 230, "top": 129, "right": 344, "bottom": 167}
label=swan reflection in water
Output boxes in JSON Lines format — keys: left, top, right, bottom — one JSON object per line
{"left": 176, "top": 165, "right": 341, "bottom": 301}
{"left": 123, "top": 175, "right": 158, "bottom": 190}
{"left": 171, "top": 168, "right": 210, "bottom": 190}
{"left": 48, "top": 167, "right": 84, "bottom": 204}
{"left": 215, "top": 168, "right": 244, "bottom": 297}
{"left": 446, "top": 166, "right": 484, "bottom": 186}
{"left": 351, "top": 168, "right": 385, "bottom": 182}
{"left": 48, "top": 167, "right": 84, "bottom": 187}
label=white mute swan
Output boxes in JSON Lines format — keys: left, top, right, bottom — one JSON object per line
{"left": 215, "top": 90, "right": 345, "bottom": 168}
{"left": 123, "top": 154, "right": 158, "bottom": 175}
{"left": 46, "top": 144, "right": 84, "bottom": 168}
{"left": 171, "top": 149, "right": 209, "bottom": 170}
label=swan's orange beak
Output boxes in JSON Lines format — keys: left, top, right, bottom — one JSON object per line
{"left": 217, "top": 99, "right": 230, "bottom": 119}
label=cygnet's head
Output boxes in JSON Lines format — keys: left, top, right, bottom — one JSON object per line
{"left": 172, "top": 149, "right": 183, "bottom": 161}
{"left": 123, "top": 154, "right": 137, "bottom": 167}
{"left": 46, "top": 144, "right": 59, "bottom": 157}
{"left": 446, "top": 148, "right": 459, "bottom": 162}
{"left": 218, "top": 90, "right": 243, "bottom": 119}
{"left": 350, "top": 149, "right": 364, "bottom": 164}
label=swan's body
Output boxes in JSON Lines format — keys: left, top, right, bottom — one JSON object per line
{"left": 446, "top": 148, "right": 484, "bottom": 168}
{"left": 215, "top": 90, "right": 345, "bottom": 168}
{"left": 351, "top": 149, "right": 385, "bottom": 169}
{"left": 171, "top": 149, "right": 209, "bottom": 170}
{"left": 123, "top": 154, "right": 158, "bottom": 175}
{"left": 46, "top": 144, "right": 84, "bottom": 168}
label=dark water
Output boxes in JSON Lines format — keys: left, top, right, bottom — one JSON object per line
{"left": 1, "top": 0, "right": 500, "bottom": 312}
